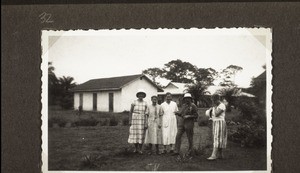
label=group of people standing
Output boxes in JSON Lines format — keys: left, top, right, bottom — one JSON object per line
{"left": 128, "top": 89, "right": 227, "bottom": 160}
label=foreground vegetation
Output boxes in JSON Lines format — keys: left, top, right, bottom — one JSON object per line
{"left": 48, "top": 108, "right": 267, "bottom": 171}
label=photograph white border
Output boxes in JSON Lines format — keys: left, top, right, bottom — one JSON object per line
{"left": 41, "top": 28, "right": 272, "bottom": 173}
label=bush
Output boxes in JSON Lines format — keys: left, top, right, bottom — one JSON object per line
{"left": 74, "top": 117, "right": 99, "bottom": 127}
{"left": 59, "top": 94, "right": 74, "bottom": 110}
{"left": 122, "top": 117, "right": 129, "bottom": 126}
{"left": 197, "top": 115, "right": 209, "bottom": 126}
{"left": 99, "top": 119, "right": 109, "bottom": 126}
{"left": 227, "top": 98, "right": 266, "bottom": 148}
{"left": 48, "top": 116, "right": 68, "bottom": 127}
{"left": 109, "top": 116, "right": 118, "bottom": 126}
{"left": 236, "top": 98, "right": 265, "bottom": 122}
{"left": 228, "top": 120, "right": 266, "bottom": 148}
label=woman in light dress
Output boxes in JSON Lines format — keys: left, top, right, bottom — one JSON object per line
{"left": 206, "top": 94, "right": 228, "bottom": 160}
{"left": 160, "top": 92, "right": 178, "bottom": 154}
{"left": 128, "top": 89, "right": 148, "bottom": 154}
{"left": 144, "top": 95, "right": 163, "bottom": 155}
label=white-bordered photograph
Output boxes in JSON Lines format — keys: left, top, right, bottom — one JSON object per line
{"left": 41, "top": 28, "right": 272, "bottom": 172}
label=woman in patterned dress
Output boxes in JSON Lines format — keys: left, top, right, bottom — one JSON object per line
{"left": 128, "top": 89, "right": 148, "bottom": 154}
{"left": 207, "top": 94, "right": 227, "bottom": 160}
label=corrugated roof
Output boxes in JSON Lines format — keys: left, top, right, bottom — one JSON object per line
{"left": 72, "top": 74, "right": 162, "bottom": 92}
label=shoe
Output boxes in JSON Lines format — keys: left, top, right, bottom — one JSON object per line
{"left": 138, "top": 151, "right": 143, "bottom": 155}
{"left": 148, "top": 151, "right": 152, "bottom": 155}
{"left": 207, "top": 156, "right": 217, "bottom": 161}
{"left": 161, "top": 150, "right": 167, "bottom": 154}
{"left": 133, "top": 149, "right": 138, "bottom": 153}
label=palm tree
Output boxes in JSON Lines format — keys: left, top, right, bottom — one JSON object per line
{"left": 186, "top": 82, "right": 209, "bottom": 107}
{"left": 58, "top": 76, "right": 77, "bottom": 109}
{"left": 58, "top": 76, "right": 76, "bottom": 93}
{"left": 48, "top": 62, "right": 60, "bottom": 105}
{"left": 48, "top": 62, "right": 58, "bottom": 86}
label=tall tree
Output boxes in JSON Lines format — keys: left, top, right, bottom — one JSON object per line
{"left": 58, "top": 76, "right": 76, "bottom": 93}
{"left": 142, "top": 67, "right": 164, "bottom": 86}
{"left": 48, "top": 62, "right": 58, "bottom": 86}
{"left": 220, "top": 65, "right": 243, "bottom": 86}
{"left": 195, "top": 68, "right": 218, "bottom": 85}
{"left": 163, "top": 59, "right": 198, "bottom": 83}
{"left": 48, "top": 62, "right": 60, "bottom": 105}
{"left": 58, "top": 76, "right": 77, "bottom": 109}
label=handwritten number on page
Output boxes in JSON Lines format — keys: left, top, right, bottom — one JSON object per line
{"left": 39, "top": 12, "right": 54, "bottom": 23}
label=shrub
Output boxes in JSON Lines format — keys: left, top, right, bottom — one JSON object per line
{"left": 59, "top": 94, "right": 74, "bottom": 110}
{"left": 122, "top": 110, "right": 130, "bottom": 114}
{"left": 74, "top": 117, "right": 99, "bottom": 127}
{"left": 99, "top": 119, "right": 109, "bottom": 126}
{"left": 48, "top": 116, "right": 67, "bottom": 127}
{"left": 197, "top": 115, "right": 209, "bottom": 126}
{"left": 109, "top": 116, "right": 118, "bottom": 126}
{"left": 122, "top": 117, "right": 129, "bottom": 126}
{"left": 227, "top": 98, "right": 266, "bottom": 148}
{"left": 228, "top": 120, "right": 266, "bottom": 148}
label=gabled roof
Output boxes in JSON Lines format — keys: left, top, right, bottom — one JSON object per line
{"left": 159, "top": 82, "right": 189, "bottom": 95}
{"left": 72, "top": 74, "right": 163, "bottom": 92}
{"left": 255, "top": 71, "right": 266, "bottom": 81}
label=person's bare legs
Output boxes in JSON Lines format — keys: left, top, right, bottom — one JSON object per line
{"left": 218, "top": 148, "right": 224, "bottom": 159}
{"left": 169, "top": 144, "right": 175, "bottom": 153}
{"left": 133, "top": 143, "right": 138, "bottom": 153}
{"left": 155, "top": 144, "right": 160, "bottom": 154}
{"left": 207, "top": 147, "right": 218, "bottom": 160}
{"left": 162, "top": 145, "right": 168, "bottom": 154}
{"left": 148, "top": 144, "right": 153, "bottom": 154}
{"left": 138, "top": 144, "right": 143, "bottom": 154}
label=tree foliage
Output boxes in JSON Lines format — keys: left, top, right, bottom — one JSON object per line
{"left": 142, "top": 67, "right": 164, "bottom": 87}
{"left": 186, "top": 82, "right": 209, "bottom": 107}
{"left": 48, "top": 62, "right": 77, "bottom": 109}
{"left": 195, "top": 68, "right": 218, "bottom": 85}
{"left": 215, "top": 87, "right": 241, "bottom": 111}
{"left": 163, "top": 59, "right": 198, "bottom": 83}
{"left": 220, "top": 65, "right": 243, "bottom": 86}
{"left": 48, "top": 62, "right": 60, "bottom": 105}
{"left": 143, "top": 59, "right": 219, "bottom": 86}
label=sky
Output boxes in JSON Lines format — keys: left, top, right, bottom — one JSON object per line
{"left": 45, "top": 28, "right": 271, "bottom": 88}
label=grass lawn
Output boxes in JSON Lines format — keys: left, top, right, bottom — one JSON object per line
{"left": 48, "top": 109, "right": 266, "bottom": 171}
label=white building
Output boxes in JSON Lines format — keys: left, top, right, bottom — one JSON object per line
{"left": 72, "top": 74, "right": 163, "bottom": 112}
{"left": 158, "top": 82, "right": 189, "bottom": 105}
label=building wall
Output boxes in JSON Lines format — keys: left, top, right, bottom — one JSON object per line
{"left": 121, "top": 77, "right": 158, "bottom": 111}
{"left": 97, "top": 91, "right": 122, "bottom": 112}
{"left": 73, "top": 77, "right": 158, "bottom": 112}
{"left": 74, "top": 93, "right": 80, "bottom": 110}
{"left": 73, "top": 91, "right": 122, "bottom": 112}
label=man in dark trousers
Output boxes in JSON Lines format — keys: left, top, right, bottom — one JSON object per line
{"left": 173, "top": 93, "right": 199, "bottom": 155}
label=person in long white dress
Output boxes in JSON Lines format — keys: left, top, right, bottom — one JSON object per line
{"left": 144, "top": 95, "right": 163, "bottom": 155}
{"left": 160, "top": 92, "right": 178, "bottom": 154}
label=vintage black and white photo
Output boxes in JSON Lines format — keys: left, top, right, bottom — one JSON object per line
{"left": 41, "top": 28, "right": 272, "bottom": 172}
